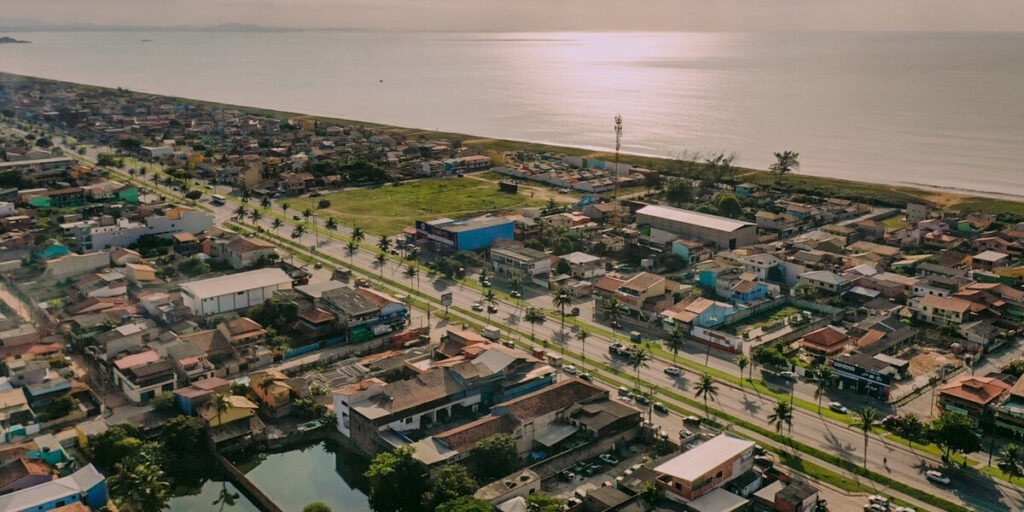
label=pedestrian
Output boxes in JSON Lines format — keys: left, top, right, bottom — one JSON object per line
{"left": 883, "top": 457, "right": 887, "bottom": 465}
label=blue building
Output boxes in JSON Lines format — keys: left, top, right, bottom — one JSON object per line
{"left": 0, "top": 463, "right": 107, "bottom": 511}
{"left": 415, "top": 214, "right": 515, "bottom": 254}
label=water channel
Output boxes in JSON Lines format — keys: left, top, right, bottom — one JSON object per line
{"left": 168, "top": 440, "right": 371, "bottom": 512}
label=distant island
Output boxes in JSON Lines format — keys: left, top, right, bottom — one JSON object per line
{"left": 0, "top": 36, "right": 30, "bottom": 44}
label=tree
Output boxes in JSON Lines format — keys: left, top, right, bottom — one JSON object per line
{"left": 436, "top": 497, "right": 493, "bottom": 512}
{"left": 599, "top": 296, "right": 622, "bottom": 341}
{"left": 109, "top": 459, "right": 171, "bottom": 512}
{"left": 927, "top": 411, "right": 982, "bottom": 462}
{"left": 483, "top": 289, "right": 498, "bottom": 323}
{"left": 151, "top": 391, "right": 177, "bottom": 414}
{"left": 1000, "top": 444, "right": 1024, "bottom": 481}
{"left": 375, "top": 252, "right": 387, "bottom": 281}
{"left": 86, "top": 423, "right": 144, "bottom": 471}
{"left": 422, "top": 464, "right": 477, "bottom": 510}
{"left": 260, "top": 196, "right": 272, "bottom": 210}
{"left": 556, "top": 257, "right": 571, "bottom": 275}
{"left": 628, "top": 344, "right": 650, "bottom": 390}
{"left": 352, "top": 226, "right": 366, "bottom": 245}
{"left": 716, "top": 193, "right": 743, "bottom": 219}
{"left": 365, "top": 445, "right": 427, "bottom": 512}
{"left": 791, "top": 283, "right": 819, "bottom": 301}
{"left": 734, "top": 355, "right": 750, "bottom": 391}
{"left": 232, "top": 204, "right": 248, "bottom": 221}
{"left": 552, "top": 287, "right": 573, "bottom": 345}
{"left": 377, "top": 235, "right": 391, "bottom": 254}
{"left": 899, "top": 413, "right": 925, "bottom": 446}
{"left": 325, "top": 217, "right": 338, "bottom": 236}
{"left": 281, "top": 202, "right": 290, "bottom": 216}
{"left": 768, "top": 400, "right": 794, "bottom": 437}
{"left": 814, "top": 365, "right": 835, "bottom": 413}
{"left": 272, "top": 217, "right": 283, "bottom": 235}
{"left": 178, "top": 256, "right": 211, "bottom": 276}
{"left": 694, "top": 373, "right": 719, "bottom": 419}
{"left": 404, "top": 264, "right": 419, "bottom": 295}
{"left": 769, "top": 150, "right": 800, "bottom": 186}
{"left": 525, "top": 493, "right": 563, "bottom": 512}
{"left": 473, "top": 434, "right": 520, "bottom": 482}
{"left": 525, "top": 307, "right": 545, "bottom": 342}
{"left": 184, "top": 190, "right": 202, "bottom": 200}
{"left": 249, "top": 208, "right": 262, "bottom": 224}
{"left": 640, "top": 481, "right": 661, "bottom": 505}
{"left": 213, "top": 483, "right": 240, "bottom": 512}
{"left": 576, "top": 329, "right": 590, "bottom": 372}
{"left": 664, "top": 178, "right": 693, "bottom": 206}
{"left": 854, "top": 406, "right": 880, "bottom": 470}
{"left": 665, "top": 328, "right": 685, "bottom": 365}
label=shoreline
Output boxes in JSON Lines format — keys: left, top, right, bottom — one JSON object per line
{"left": 3, "top": 71, "right": 1023, "bottom": 213}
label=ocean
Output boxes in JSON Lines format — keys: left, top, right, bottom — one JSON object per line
{"left": 1, "top": 30, "right": 1023, "bottom": 198}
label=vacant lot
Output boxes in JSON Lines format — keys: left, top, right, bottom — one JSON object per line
{"left": 288, "top": 176, "right": 547, "bottom": 235}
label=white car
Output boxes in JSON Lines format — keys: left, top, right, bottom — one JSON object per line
{"left": 828, "top": 402, "right": 848, "bottom": 414}
{"left": 471, "top": 302, "right": 484, "bottom": 312}
{"left": 867, "top": 495, "right": 889, "bottom": 507}
{"left": 663, "top": 366, "right": 682, "bottom": 377}
{"left": 926, "top": 470, "right": 950, "bottom": 485}
{"left": 563, "top": 365, "right": 578, "bottom": 375}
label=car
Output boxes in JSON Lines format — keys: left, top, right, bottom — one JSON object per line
{"left": 481, "top": 280, "right": 492, "bottom": 288}
{"left": 617, "top": 386, "right": 630, "bottom": 396}
{"left": 599, "top": 453, "right": 620, "bottom": 465}
{"left": 634, "top": 395, "right": 651, "bottom": 405}
{"left": 471, "top": 302, "right": 484, "bottom": 312}
{"left": 864, "top": 505, "right": 887, "bottom": 512}
{"left": 653, "top": 402, "right": 669, "bottom": 414}
{"left": 291, "top": 229, "right": 302, "bottom": 238}
{"left": 753, "top": 455, "right": 774, "bottom": 467}
{"left": 583, "top": 464, "right": 603, "bottom": 476}
{"left": 893, "top": 507, "right": 917, "bottom": 512}
{"left": 609, "top": 321, "right": 622, "bottom": 329}
{"left": 682, "top": 415, "right": 702, "bottom": 426}
{"left": 925, "top": 470, "right": 950, "bottom": 485}
{"left": 563, "top": 365, "right": 578, "bottom": 375}
{"left": 867, "top": 495, "right": 890, "bottom": 507}
{"left": 828, "top": 402, "right": 848, "bottom": 414}
{"left": 559, "top": 470, "right": 575, "bottom": 481}
{"left": 664, "top": 366, "right": 682, "bottom": 377}
{"left": 754, "top": 445, "right": 766, "bottom": 456}
{"left": 510, "top": 290, "right": 521, "bottom": 298}
{"left": 292, "top": 215, "right": 301, "bottom": 220}
{"left": 578, "top": 373, "right": 593, "bottom": 382}
{"left": 313, "top": 262, "right": 323, "bottom": 269}
{"left": 487, "top": 304, "right": 499, "bottom": 313}
{"left": 309, "top": 191, "right": 321, "bottom": 197}
{"left": 779, "top": 371, "right": 797, "bottom": 380}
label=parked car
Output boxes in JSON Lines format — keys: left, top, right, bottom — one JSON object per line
{"left": 779, "top": 371, "right": 797, "bottom": 380}
{"left": 584, "top": 464, "right": 603, "bottom": 476}
{"left": 487, "top": 304, "right": 499, "bottom": 313}
{"left": 599, "top": 453, "right": 620, "bottom": 465}
{"left": 653, "top": 402, "right": 669, "bottom": 414}
{"left": 563, "top": 365, "right": 578, "bottom": 375}
{"left": 481, "top": 280, "right": 492, "bottom": 288}
{"left": 754, "top": 455, "right": 773, "bottom": 468}
{"left": 926, "top": 470, "right": 950, "bottom": 485}
{"left": 828, "top": 402, "right": 848, "bottom": 414}
{"left": 560, "top": 470, "right": 575, "bottom": 481}
{"left": 471, "top": 302, "right": 484, "bottom": 312}
{"left": 682, "top": 415, "right": 702, "bottom": 426}
{"left": 754, "top": 445, "right": 766, "bottom": 456}
{"left": 867, "top": 495, "right": 890, "bottom": 507}
{"left": 617, "top": 386, "right": 630, "bottom": 397}
{"left": 313, "top": 262, "right": 323, "bottom": 269}
{"left": 634, "top": 395, "right": 651, "bottom": 405}
{"left": 510, "top": 290, "right": 521, "bottom": 298}
{"left": 578, "top": 373, "right": 593, "bottom": 382}
{"left": 664, "top": 366, "right": 682, "bottom": 377}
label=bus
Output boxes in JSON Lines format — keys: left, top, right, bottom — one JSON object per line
{"left": 210, "top": 194, "right": 226, "bottom": 205}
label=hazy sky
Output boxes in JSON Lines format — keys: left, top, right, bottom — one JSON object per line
{"left": 2, "top": 0, "right": 1023, "bottom": 32}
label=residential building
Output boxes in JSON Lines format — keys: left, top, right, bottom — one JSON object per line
{"left": 560, "top": 251, "right": 605, "bottom": 279}
{"left": 211, "top": 236, "right": 278, "bottom": 269}
{"left": 799, "top": 326, "right": 850, "bottom": 356}
{"left": 179, "top": 268, "right": 292, "bottom": 316}
{"left": 615, "top": 271, "right": 668, "bottom": 318}
{"left": 111, "top": 350, "right": 176, "bottom": 404}
{"left": 659, "top": 297, "right": 735, "bottom": 331}
{"left": 972, "top": 250, "right": 1010, "bottom": 271}
{"left": 415, "top": 214, "right": 515, "bottom": 253}
{"left": 937, "top": 375, "right": 1011, "bottom": 425}
{"left": 914, "top": 294, "right": 974, "bottom": 325}
{"left": 0, "top": 458, "right": 54, "bottom": 494}
{"left": 70, "top": 207, "right": 214, "bottom": 252}
{"left": 0, "top": 463, "right": 107, "bottom": 512}
{"left": 653, "top": 434, "right": 755, "bottom": 502}
{"left": 249, "top": 369, "right": 297, "bottom": 418}
{"left": 636, "top": 204, "right": 757, "bottom": 250}
{"left": 797, "top": 270, "right": 850, "bottom": 295}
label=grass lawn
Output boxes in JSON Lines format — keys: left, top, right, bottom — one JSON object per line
{"left": 882, "top": 216, "right": 908, "bottom": 230}
{"left": 287, "top": 177, "right": 547, "bottom": 235}
{"left": 722, "top": 306, "right": 802, "bottom": 336}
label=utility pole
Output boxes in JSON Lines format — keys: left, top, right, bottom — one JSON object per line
{"left": 611, "top": 115, "right": 623, "bottom": 229}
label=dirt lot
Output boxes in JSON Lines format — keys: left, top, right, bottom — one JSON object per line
{"left": 908, "top": 348, "right": 961, "bottom": 377}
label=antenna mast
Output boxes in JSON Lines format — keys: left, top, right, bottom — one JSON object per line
{"left": 614, "top": 114, "right": 622, "bottom": 203}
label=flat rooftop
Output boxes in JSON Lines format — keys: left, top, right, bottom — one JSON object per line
{"left": 179, "top": 268, "right": 291, "bottom": 299}
{"left": 653, "top": 434, "right": 754, "bottom": 482}
{"left": 637, "top": 204, "right": 755, "bottom": 233}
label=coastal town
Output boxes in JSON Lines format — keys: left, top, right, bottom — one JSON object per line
{"left": 0, "top": 73, "right": 1022, "bottom": 512}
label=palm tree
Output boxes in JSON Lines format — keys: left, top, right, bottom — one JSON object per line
{"left": 403, "top": 264, "right": 419, "bottom": 294}
{"left": 249, "top": 208, "right": 262, "bottom": 224}
{"left": 768, "top": 399, "right": 794, "bottom": 438}
{"left": 302, "top": 207, "right": 313, "bottom": 225}
{"left": 325, "top": 217, "right": 338, "bottom": 237}
{"left": 110, "top": 459, "right": 171, "bottom": 512}
{"left": 552, "top": 287, "right": 573, "bottom": 345}
{"left": 377, "top": 235, "right": 391, "bottom": 254}
{"left": 347, "top": 240, "right": 358, "bottom": 264}
{"left": 260, "top": 195, "right": 271, "bottom": 209}
{"left": 814, "top": 365, "right": 835, "bottom": 413}
{"left": 694, "top": 373, "right": 719, "bottom": 419}
{"left": 483, "top": 289, "right": 498, "bottom": 323}
{"left": 351, "top": 225, "right": 365, "bottom": 245}
{"left": 735, "top": 355, "right": 750, "bottom": 391}
{"left": 525, "top": 308, "right": 545, "bottom": 343}
{"left": 769, "top": 150, "right": 800, "bottom": 186}
{"left": 241, "top": 187, "right": 252, "bottom": 203}
{"left": 854, "top": 406, "right": 880, "bottom": 470}
{"left": 375, "top": 252, "right": 387, "bottom": 281}
{"left": 576, "top": 328, "right": 590, "bottom": 372}
{"left": 213, "top": 482, "right": 240, "bottom": 512}
{"left": 271, "top": 217, "right": 283, "bottom": 235}
{"left": 233, "top": 204, "right": 247, "bottom": 221}
{"left": 628, "top": 344, "right": 650, "bottom": 391}
{"left": 281, "top": 202, "right": 290, "bottom": 216}
{"left": 665, "top": 328, "right": 685, "bottom": 365}
{"left": 1000, "top": 443, "right": 1024, "bottom": 481}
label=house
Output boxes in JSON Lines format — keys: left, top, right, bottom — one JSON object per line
{"left": 797, "top": 270, "right": 850, "bottom": 295}
{"left": 615, "top": 272, "right": 667, "bottom": 318}
{"left": 250, "top": 369, "right": 296, "bottom": 417}
{"left": 773, "top": 481, "right": 821, "bottom": 512}
{"left": 212, "top": 236, "right": 278, "bottom": 269}
{"left": 0, "top": 458, "right": 55, "bottom": 494}
{"left": 731, "top": 276, "right": 769, "bottom": 304}
{"left": 914, "top": 294, "right": 974, "bottom": 325}
{"left": 799, "top": 326, "right": 850, "bottom": 356}
{"left": 122, "top": 262, "right": 157, "bottom": 283}
{"left": 560, "top": 251, "right": 605, "bottom": 280}
{"left": 653, "top": 434, "right": 755, "bottom": 502}
{"left": 179, "top": 268, "right": 292, "bottom": 316}
{"left": 685, "top": 487, "right": 750, "bottom": 512}
{"left": 971, "top": 250, "right": 1010, "bottom": 271}
{"left": 0, "top": 463, "right": 107, "bottom": 512}
{"left": 172, "top": 376, "right": 231, "bottom": 415}
{"left": 111, "top": 350, "right": 176, "bottom": 404}
{"left": 937, "top": 375, "right": 1011, "bottom": 426}
{"left": 659, "top": 297, "right": 735, "bottom": 331}
{"left": 734, "top": 183, "right": 760, "bottom": 198}
{"left": 672, "top": 238, "right": 711, "bottom": 265}
{"left": 216, "top": 317, "right": 267, "bottom": 348}
{"left": 756, "top": 211, "right": 802, "bottom": 234}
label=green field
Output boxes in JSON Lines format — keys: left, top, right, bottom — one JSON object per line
{"left": 287, "top": 176, "right": 547, "bottom": 235}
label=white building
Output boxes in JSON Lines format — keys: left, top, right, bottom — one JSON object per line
{"left": 180, "top": 268, "right": 292, "bottom": 316}
{"left": 71, "top": 207, "right": 214, "bottom": 252}
{"left": 111, "top": 350, "right": 176, "bottom": 404}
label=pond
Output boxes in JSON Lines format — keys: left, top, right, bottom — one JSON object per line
{"left": 169, "top": 440, "right": 371, "bottom": 512}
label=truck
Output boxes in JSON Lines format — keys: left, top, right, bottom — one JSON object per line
{"left": 481, "top": 326, "right": 501, "bottom": 341}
